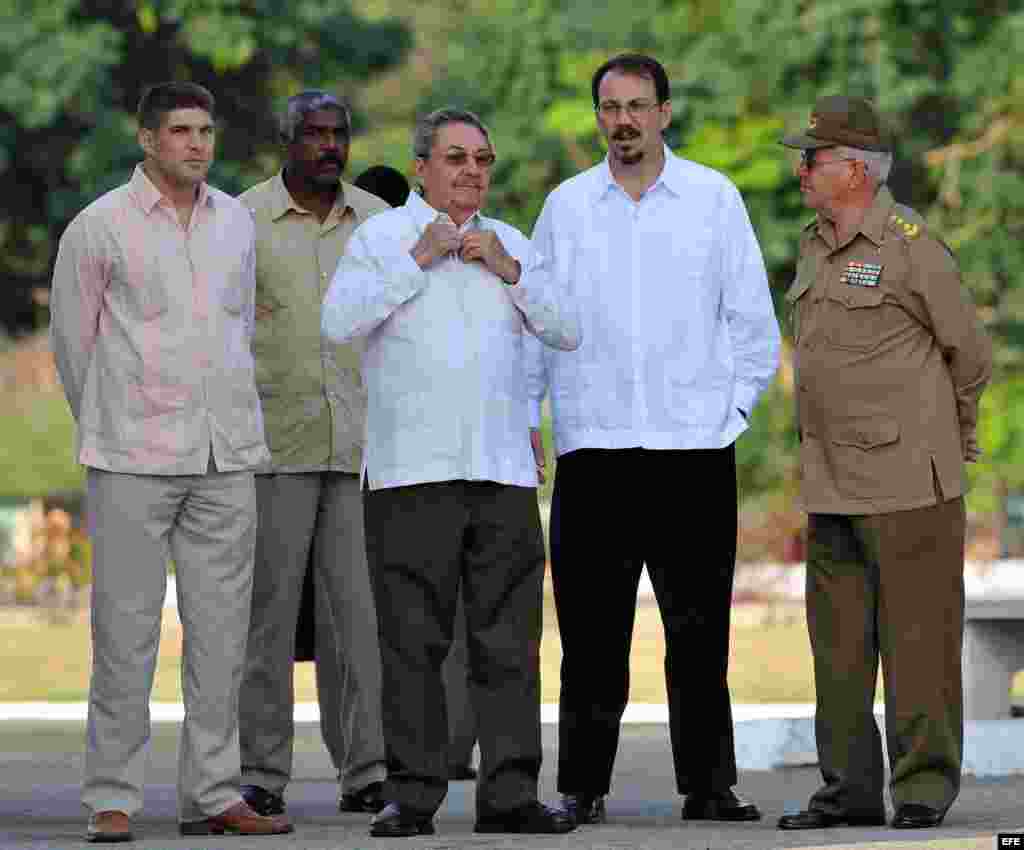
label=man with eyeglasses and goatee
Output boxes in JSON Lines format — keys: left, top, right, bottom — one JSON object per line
{"left": 525, "top": 53, "right": 780, "bottom": 826}
{"left": 322, "top": 108, "right": 580, "bottom": 838}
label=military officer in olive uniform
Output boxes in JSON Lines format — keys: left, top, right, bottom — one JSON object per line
{"left": 777, "top": 96, "right": 992, "bottom": 831}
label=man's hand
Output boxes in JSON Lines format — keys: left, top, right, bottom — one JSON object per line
{"left": 530, "top": 428, "right": 546, "bottom": 484}
{"left": 410, "top": 213, "right": 462, "bottom": 269}
{"left": 460, "top": 230, "right": 521, "bottom": 285}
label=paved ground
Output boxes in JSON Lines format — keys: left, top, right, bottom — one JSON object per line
{"left": 2, "top": 720, "right": 1022, "bottom": 850}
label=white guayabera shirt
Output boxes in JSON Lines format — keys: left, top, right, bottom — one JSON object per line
{"left": 526, "top": 148, "right": 781, "bottom": 456}
{"left": 322, "top": 191, "right": 580, "bottom": 490}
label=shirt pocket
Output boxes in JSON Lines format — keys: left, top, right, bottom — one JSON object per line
{"left": 114, "top": 256, "right": 169, "bottom": 322}
{"left": 828, "top": 418, "right": 902, "bottom": 499}
{"left": 824, "top": 285, "right": 887, "bottom": 352}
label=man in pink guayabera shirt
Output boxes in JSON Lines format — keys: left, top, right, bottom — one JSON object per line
{"left": 49, "top": 82, "right": 291, "bottom": 842}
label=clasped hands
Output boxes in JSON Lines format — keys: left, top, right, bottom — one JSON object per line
{"left": 411, "top": 214, "right": 520, "bottom": 284}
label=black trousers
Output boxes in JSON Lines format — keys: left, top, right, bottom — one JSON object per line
{"left": 551, "top": 447, "right": 739, "bottom": 795}
{"left": 364, "top": 480, "right": 546, "bottom": 815}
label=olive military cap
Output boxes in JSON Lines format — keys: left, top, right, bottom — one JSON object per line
{"left": 781, "top": 95, "right": 891, "bottom": 152}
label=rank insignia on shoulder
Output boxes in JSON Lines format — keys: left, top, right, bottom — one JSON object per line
{"left": 839, "top": 260, "right": 882, "bottom": 287}
{"left": 890, "top": 213, "right": 921, "bottom": 239}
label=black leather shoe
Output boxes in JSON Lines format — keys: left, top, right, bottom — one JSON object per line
{"left": 891, "top": 804, "right": 945, "bottom": 829}
{"left": 561, "top": 792, "right": 607, "bottom": 825}
{"left": 449, "top": 764, "right": 478, "bottom": 781}
{"left": 778, "top": 809, "right": 887, "bottom": 830}
{"left": 682, "top": 789, "right": 761, "bottom": 821}
{"left": 240, "top": 785, "right": 286, "bottom": 816}
{"left": 339, "top": 780, "right": 387, "bottom": 813}
{"left": 475, "top": 800, "right": 576, "bottom": 834}
{"left": 369, "top": 802, "right": 435, "bottom": 837}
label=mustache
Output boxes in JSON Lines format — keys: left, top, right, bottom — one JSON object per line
{"left": 318, "top": 154, "right": 344, "bottom": 167}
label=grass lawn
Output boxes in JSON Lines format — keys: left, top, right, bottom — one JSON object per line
{"left": 2, "top": 593, "right": 823, "bottom": 704}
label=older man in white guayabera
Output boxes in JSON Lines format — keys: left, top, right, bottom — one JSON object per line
{"left": 322, "top": 108, "right": 580, "bottom": 839}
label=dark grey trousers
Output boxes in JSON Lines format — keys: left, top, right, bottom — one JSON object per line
{"left": 364, "top": 480, "right": 545, "bottom": 815}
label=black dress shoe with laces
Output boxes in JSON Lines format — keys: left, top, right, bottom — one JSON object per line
{"left": 682, "top": 789, "right": 761, "bottom": 821}
{"left": 240, "top": 784, "right": 286, "bottom": 816}
{"left": 369, "top": 802, "right": 435, "bottom": 837}
{"left": 891, "top": 804, "right": 945, "bottom": 829}
{"left": 475, "top": 800, "right": 576, "bottom": 834}
{"left": 777, "top": 809, "right": 887, "bottom": 830}
{"left": 339, "top": 780, "right": 387, "bottom": 813}
{"left": 561, "top": 792, "right": 607, "bottom": 825}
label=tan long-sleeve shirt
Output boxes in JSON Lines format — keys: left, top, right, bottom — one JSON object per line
{"left": 50, "top": 165, "right": 270, "bottom": 474}
{"left": 239, "top": 173, "right": 388, "bottom": 473}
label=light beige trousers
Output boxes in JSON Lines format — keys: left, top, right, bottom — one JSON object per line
{"left": 82, "top": 464, "right": 256, "bottom": 822}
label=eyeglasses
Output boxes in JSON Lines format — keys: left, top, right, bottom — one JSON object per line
{"left": 800, "top": 148, "right": 857, "bottom": 171}
{"left": 438, "top": 151, "right": 497, "bottom": 169}
{"left": 597, "top": 99, "right": 661, "bottom": 119}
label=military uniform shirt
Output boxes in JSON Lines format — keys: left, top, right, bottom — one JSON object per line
{"left": 786, "top": 186, "right": 992, "bottom": 515}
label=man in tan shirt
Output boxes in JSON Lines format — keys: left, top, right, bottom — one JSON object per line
{"left": 237, "top": 91, "right": 389, "bottom": 820}
{"left": 778, "top": 96, "right": 992, "bottom": 831}
{"left": 50, "top": 82, "right": 289, "bottom": 841}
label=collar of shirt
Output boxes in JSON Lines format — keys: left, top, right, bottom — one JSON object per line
{"left": 129, "top": 163, "right": 212, "bottom": 216}
{"left": 403, "top": 189, "right": 484, "bottom": 234}
{"left": 592, "top": 144, "right": 685, "bottom": 205}
{"left": 814, "top": 184, "right": 896, "bottom": 249}
{"left": 268, "top": 170, "right": 356, "bottom": 228}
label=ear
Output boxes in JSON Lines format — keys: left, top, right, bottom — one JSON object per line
{"left": 137, "top": 127, "right": 155, "bottom": 158}
{"left": 413, "top": 157, "right": 425, "bottom": 183}
{"left": 658, "top": 99, "right": 672, "bottom": 133}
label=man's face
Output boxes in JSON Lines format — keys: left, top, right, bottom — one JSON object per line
{"left": 796, "top": 147, "right": 857, "bottom": 214}
{"left": 595, "top": 71, "right": 670, "bottom": 167}
{"left": 287, "top": 107, "right": 350, "bottom": 187}
{"left": 414, "top": 122, "right": 494, "bottom": 218}
{"left": 139, "top": 107, "right": 215, "bottom": 189}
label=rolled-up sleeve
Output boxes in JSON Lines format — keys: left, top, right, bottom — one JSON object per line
{"left": 720, "top": 184, "right": 781, "bottom": 415}
{"left": 49, "top": 215, "right": 110, "bottom": 421}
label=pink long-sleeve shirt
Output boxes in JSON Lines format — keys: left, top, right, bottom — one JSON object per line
{"left": 50, "top": 165, "right": 270, "bottom": 475}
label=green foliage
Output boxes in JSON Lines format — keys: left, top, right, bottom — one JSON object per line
{"left": 0, "top": 392, "right": 83, "bottom": 499}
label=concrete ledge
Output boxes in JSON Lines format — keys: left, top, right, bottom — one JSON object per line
{"left": 6, "top": 701, "right": 1021, "bottom": 776}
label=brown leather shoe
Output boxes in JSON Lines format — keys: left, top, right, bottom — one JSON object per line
{"left": 179, "top": 801, "right": 294, "bottom": 836}
{"left": 86, "top": 810, "right": 133, "bottom": 843}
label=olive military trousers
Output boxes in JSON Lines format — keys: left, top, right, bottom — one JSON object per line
{"left": 806, "top": 496, "right": 965, "bottom": 818}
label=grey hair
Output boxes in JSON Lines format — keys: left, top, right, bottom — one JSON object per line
{"left": 279, "top": 90, "right": 350, "bottom": 143}
{"left": 836, "top": 145, "right": 893, "bottom": 184}
{"left": 412, "top": 108, "right": 492, "bottom": 159}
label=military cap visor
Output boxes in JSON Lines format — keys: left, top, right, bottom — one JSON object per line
{"left": 781, "top": 95, "right": 891, "bottom": 152}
